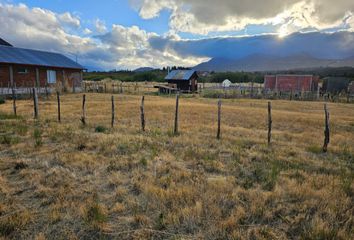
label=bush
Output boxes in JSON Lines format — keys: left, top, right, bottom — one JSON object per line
{"left": 0, "top": 134, "right": 19, "bottom": 145}
{"left": 0, "top": 97, "right": 5, "bottom": 104}
{"left": 95, "top": 125, "right": 107, "bottom": 133}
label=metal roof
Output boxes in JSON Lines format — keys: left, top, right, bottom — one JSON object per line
{"left": 0, "top": 45, "right": 84, "bottom": 69}
{"left": 165, "top": 70, "right": 197, "bottom": 81}
{"left": 0, "top": 38, "right": 12, "bottom": 47}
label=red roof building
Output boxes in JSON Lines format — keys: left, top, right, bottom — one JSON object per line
{"left": 264, "top": 75, "right": 319, "bottom": 92}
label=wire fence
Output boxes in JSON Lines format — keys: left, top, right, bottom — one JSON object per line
{"left": 4, "top": 88, "right": 333, "bottom": 153}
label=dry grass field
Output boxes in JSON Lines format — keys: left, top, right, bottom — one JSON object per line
{"left": 0, "top": 93, "right": 353, "bottom": 240}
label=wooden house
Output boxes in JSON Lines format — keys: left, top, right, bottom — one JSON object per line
{"left": 165, "top": 70, "right": 198, "bottom": 93}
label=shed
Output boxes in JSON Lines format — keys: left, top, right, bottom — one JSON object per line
{"left": 165, "top": 70, "right": 198, "bottom": 93}
{"left": 0, "top": 40, "right": 84, "bottom": 92}
{"left": 322, "top": 77, "right": 350, "bottom": 94}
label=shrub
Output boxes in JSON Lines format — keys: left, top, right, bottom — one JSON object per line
{"left": 0, "top": 134, "right": 19, "bottom": 145}
{"left": 95, "top": 125, "right": 107, "bottom": 133}
{"left": 0, "top": 97, "right": 5, "bottom": 105}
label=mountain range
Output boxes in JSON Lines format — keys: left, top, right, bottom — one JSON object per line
{"left": 194, "top": 53, "right": 354, "bottom": 72}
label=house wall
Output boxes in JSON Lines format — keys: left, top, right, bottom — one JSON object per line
{"left": 0, "top": 64, "right": 82, "bottom": 89}
{"left": 168, "top": 80, "right": 190, "bottom": 91}
{"left": 0, "top": 65, "right": 10, "bottom": 87}
{"left": 167, "top": 75, "right": 198, "bottom": 92}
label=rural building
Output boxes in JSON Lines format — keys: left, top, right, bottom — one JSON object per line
{"left": 322, "top": 77, "right": 350, "bottom": 94}
{"left": 0, "top": 38, "right": 84, "bottom": 93}
{"left": 165, "top": 70, "right": 198, "bottom": 93}
{"left": 264, "top": 74, "right": 319, "bottom": 92}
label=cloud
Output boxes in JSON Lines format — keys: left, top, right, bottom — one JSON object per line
{"left": 95, "top": 19, "right": 107, "bottom": 33}
{"left": 1, "top": 2, "right": 353, "bottom": 71}
{"left": 149, "top": 31, "right": 354, "bottom": 60}
{"left": 0, "top": 2, "right": 205, "bottom": 70}
{"left": 131, "top": 0, "right": 354, "bottom": 35}
{"left": 58, "top": 12, "right": 81, "bottom": 28}
{"left": 83, "top": 28, "right": 93, "bottom": 35}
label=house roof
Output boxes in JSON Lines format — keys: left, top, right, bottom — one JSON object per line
{"left": 165, "top": 70, "right": 197, "bottom": 81}
{"left": 0, "top": 45, "right": 84, "bottom": 70}
{"left": 0, "top": 38, "right": 12, "bottom": 47}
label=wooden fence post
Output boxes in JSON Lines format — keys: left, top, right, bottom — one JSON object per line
{"left": 140, "top": 96, "right": 145, "bottom": 132}
{"left": 323, "top": 104, "right": 330, "bottom": 153}
{"left": 57, "top": 91, "right": 61, "bottom": 123}
{"left": 12, "top": 88, "right": 17, "bottom": 116}
{"left": 81, "top": 94, "right": 86, "bottom": 125}
{"left": 33, "top": 88, "right": 39, "bottom": 119}
{"left": 45, "top": 83, "right": 49, "bottom": 99}
{"left": 111, "top": 96, "right": 115, "bottom": 128}
{"left": 268, "top": 101, "right": 272, "bottom": 145}
{"left": 217, "top": 98, "right": 221, "bottom": 139}
{"left": 174, "top": 94, "right": 179, "bottom": 135}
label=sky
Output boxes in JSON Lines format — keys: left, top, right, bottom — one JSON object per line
{"left": 0, "top": 0, "right": 354, "bottom": 70}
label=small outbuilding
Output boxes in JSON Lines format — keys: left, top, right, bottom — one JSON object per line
{"left": 322, "top": 77, "right": 350, "bottom": 94}
{"left": 165, "top": 70, "right": 198, "bottom": 93}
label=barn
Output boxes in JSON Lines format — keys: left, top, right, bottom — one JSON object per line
{"left": 0, "top": 38, "right": 84, "bottom": 93}
{"left": 264, "top": 74, "right": 319, "bottom": 92}
{"left": 165, "top": 70, "right": 198, "bottom": 93}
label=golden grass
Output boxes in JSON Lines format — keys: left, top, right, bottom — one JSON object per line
{"left": 0, "top": 93, "right": 353, "bottom": 239}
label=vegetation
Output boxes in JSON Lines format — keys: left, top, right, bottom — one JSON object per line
{"left": 83, "top": 67, "right": 354, "bottom": 85}
{"left": 200, "top": 71, "right": 264, "bottom": 84}
{"left": 0, "top": 94, "right": 353, "bottom": 239}
{"left": 84, "top": 70, "right": 167, "bottom": 82}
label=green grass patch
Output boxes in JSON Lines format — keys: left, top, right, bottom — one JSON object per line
{"left": 33, "top": 127, "right": 43, "bottom": 147}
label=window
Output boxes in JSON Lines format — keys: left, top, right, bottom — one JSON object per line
{"left": 18, "top": 68, "right": 28, "bottom": 74}
{"left": 47, "top": 70, "right": 56, "bottom": 84}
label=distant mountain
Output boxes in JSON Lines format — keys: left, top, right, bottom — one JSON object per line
{"left": 85, "top": 65, "right": 105, "bottom": 72}
{"left": 194, "top": 53, "right": 354, "bottom": 72}
{"left": 134, "top": 67, "right": 155, "bottom": 72}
